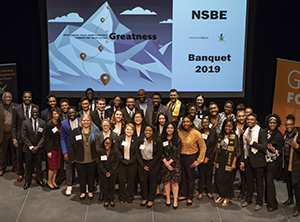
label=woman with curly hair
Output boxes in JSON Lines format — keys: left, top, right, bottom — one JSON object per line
{"left": 110, "top": 109, "right": 126, "bottom": 136}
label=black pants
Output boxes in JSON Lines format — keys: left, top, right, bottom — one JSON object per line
{"left": 294, "top": 183, "right": 300, "bottom": 206}
{"left": 181, "top": 153, "right": 197, "bottom": 200}
{"left": 25, "top": 152, "right": 43, "bottom": 183}
{"left": 74, "top": 161, "right": 96, "bottom": 193}
{"left": 118, "top": 163, "right": 137, "bottom": 202}
{"left": 138, "top": 160, "right": 160, "bottom": 201}
{"left": 265, "top": 160, "right": 278, "bottom": 209}
{"left": 16, "top": 143, "right": 24, "bottom": 175}
{"left": 97, "top": 163, "right": 103, "bottom": 192}
{"left": 245, "top": 158, "right": 264, "bottom": 205}
{"left": 283, "top": 158, "right": 294, "bottom": 200}
{"left": 198, "top": 160, "right": 213, "bottom": 194}
{"left": 100, "top": 173, "right": 117, "bottom": 202}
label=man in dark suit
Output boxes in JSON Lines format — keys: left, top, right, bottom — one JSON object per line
{"left": 135, "top": 89, "right": 152, "bottom": 116}
{"left": 122, "top": 97, "right": 142, "bottom": 124}
{"left": 0, "top": 92, "right": 18, "bottom": 176}
{"left": 21, "top": 107, "right": 46, "bottom": 189}
{"left": 240, "top": 113, "right": 267, "bottom": 211}
{"left": 145, "top": 93, "right": 172, "bottom": 126}
{"left": 166, "top": 89, "right": 186, "bottom": 126}
{"left": 78, "top": 88, "right": 97, "bottom": 112}
{"left": 12, "top": 91, "right": 39, "bottom": 182}
{"left": 59, "top": 99, "right": 70, "bottom": 121}
{"left": 41, "top": 94, "right": 61, "bottom": 121}
{"left": 91, "top": 98, "right": 112, "bottom": 130}
{"left": 78, "top": 97, "right": 91, "bottom": 117}
{"left": 60, "top": 106, "right": 80, "bottom": 195}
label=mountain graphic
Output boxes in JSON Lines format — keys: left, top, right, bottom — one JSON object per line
{"left": 48, "top": 1, "right": 172, "bottom": 91}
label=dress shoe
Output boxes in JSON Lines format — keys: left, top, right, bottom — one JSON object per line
{"left": 146, "top": 203, "right": 153, "bottom": 209}
{"left": 267, "top": 206, "right": 277, "bottom": 212}
{"left": 186, "top": 200, "right": 193, "bottom": 207}
{"left": 31, "top": 174, "right": 36, "bottom": 180}
{"left": 165, "top": 202, "right": 171, "bottom": 207}
{"left": 282, "top": 199, "right": 294, "bottom": 207}
{"left": 88, "top": 193, "right": 94, "bottom": 200}
{"left": 207, "top": 193, "right": 214, "bottom": 200}
{"left": 98, "top": 192, "right": 104, "bottom": 202}
{"left": 17, "top": 175, "right": 24, "bottom": 182}
{"left": 79, "top": 193, "right": 86, "bottom": 201}
{"left": 37, "top": 181, "right": 46, "bottom": 187}
{"left": 54, "top": 185, "right": 60, "bottom": 190}
{"left": 65, "top": 186, "right": 72, "bottom": 196}
{"left": 197, "top": 194, "right": 203, "bottom": 200}
{"left": 23, "top": 181, "right": 31, "bottom": 190}
{"left": 293, "top": 205, "right": 300, "bottom": 217}
{"left": 254, "top": 204, "right": 262, "bottom": 211}
{"left": 241, "top": 201, "right": 251, "bottom": 207}
{"left": 0, "top": 170, "right": 5, "bottom": 176}
{"left": 140, "top": 201, "right": 148, "bottom": 207}
{"left": 103, "top": 202, "right": 109, "bottom": 208}
{"left": 110, "top": 202, "right": 115, "bottom": 207}
{"left": 46, "top": 183, "right": 55, "bottom": 190}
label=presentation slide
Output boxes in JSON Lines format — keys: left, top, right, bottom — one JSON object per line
{"left": 47, "top": 0, "right": 248, "bottom": 96}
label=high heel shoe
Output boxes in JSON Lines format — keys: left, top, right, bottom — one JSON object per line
{"left": 140, "top": 200, "right": 148, "bottom": 207}
{"left": 46, "top": 183, "right": 55, "bottom": 190}
{"left": 165, "top": 202, "right": 171, "bottom": 207}
{"left": 222, "top": 199, "right": 229, "bottom": 207}
{"left": 79, "top": 193, "right": 86, "bottom": 200}
{"left": 88, "top": 193, "right": 94, "bottom": 200}
{"left": 178, "top": 197, "right": 187, "bottom": 202}
{"left": 215, "top": 197, "right": 224, "bottom": 203}
{"left": 103, "top": 202, "right": 109, "bottom": 208}
{"left": 186, "top": 199, "right": 193, "bottom": 206}
{"left": 173, "top": 203, "right": 178, "bottom": 210}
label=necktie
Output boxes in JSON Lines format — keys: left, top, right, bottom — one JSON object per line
{"left": 101, "top": 112, "right": 104, "bottom": 120}
{"left": 170, "top": 103, "right": 174, "bottom": 112}
{"left": 25, "top": 106, "right": 29, "bottom": 119}
{"left": 34, "top": 119, "right": 37, "bottom": 133}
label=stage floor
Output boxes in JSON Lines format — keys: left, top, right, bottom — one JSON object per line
{"left": 0, "top": 167, "right": 298, "bottom": 222}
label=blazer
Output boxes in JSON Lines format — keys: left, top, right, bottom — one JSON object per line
{"left": 145, "top": 104, "right": 172, "bottom": 126}
{"left": 135, "top": 97, "right": 152, "bottom": 109}
{"left": 117, "top": 134, "right": 137, "bottom": 166}
{"left": 0, "top": 102, "right": 17, "bottom": 143}
{"left": 265, "top": 128, "right": 284, "bottom": 156}
{"left": 12, "top": 103, "right": 39, "bottom": 143}
{"left": 44, "top": 120, "right": 60, "bottom": 153}
{"left": 200, "top": 128, "right": 218, "bottom": 161}
{"left": 135, "top": 136, "right": 163, "bottom": 170}
{"left": 21, "top": 118, "right": 46, "bottom": 153}
{"left": 121, "top": 107, "right": 142, "bottom": 124}
{"left": 95, "top": 130, "right": 118, "bottom": 155}
{"left": 78, "top": 110, "right": 91, "bottom": 117}
{"left": 134, "top": 123, "right": 147, "bottom": 138}
{"left": 98, "top": 147, "right": 120, "bottom": 176}
{"left": 241, "top": 127, "right": 267, "bottom": 168}
{"left": 78, "top": 99, "right": 97, "bottom": 112}
{"left": 68, "top": 127, "right": 97, "bottom": 162}
{"left": 40, "top": 106, "right": 61, "bottom": 121}
{"left": 166, "top": 100, "right": 187, "bottom": 124}
{"left": 60, "top": 117, "right": 80, "bottom": 155}
{"left": 91, "top": 109, "right": 112, "bottom": 130}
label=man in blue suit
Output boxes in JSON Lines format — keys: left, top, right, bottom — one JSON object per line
{"left": 60, "top": 106, "right": 80, "bottom": 195}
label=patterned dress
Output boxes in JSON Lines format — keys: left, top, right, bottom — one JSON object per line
{"left": 161, "top": 138, "right": 182, "bottom": 183}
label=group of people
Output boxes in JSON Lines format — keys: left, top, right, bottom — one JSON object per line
{"left": 0, "top": 88, "right": 299, "bottom": 217}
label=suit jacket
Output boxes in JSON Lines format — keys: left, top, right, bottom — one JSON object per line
{"left": 166, "top": 100, "right": 187, "bottom": 124}
{"left": 135, "top": 97, "right": 152, "bottom": 109}
{"left": 0, "top": 102, "right": 17, "bottom": 143}
{"left": 78, "top": 110, "right": 91, "bottom": 117}
{"left": 91, "top": 110, "right": 112, "bottom": 130}
{"left": 98, "top": 147, "right": 120, "bottom": 176}
{"left": 95, "top": 130, "right": 118, "bottom": 155}
{"left": 117, "top": 134, "right": 137, "bottom": 165}
{"left": 60, "top": 117, "right": 80, "bottom": 155}
{"left": 78, "top": 99, "right": 97, "bottom": 112}
{"left": 200, "top": 128, "right": 218, "bottom": 161}
{"left": 12, "top": 103, "right": 39, "bottom": 143}
{"left": 135, "top": 136, "right": 163, "bottom": 170}
{"left": 145, "top": 104, "right": 172, "bottom": 126}
{"left": 44, "top": 120, "right": 60, "bottom": 153}
{"left": 21, "top": 118, "right": 46, "bottom": 153}
{"left": 242, "top": 127, "right": 267, "bottom": 168}
{"left": 68, "top": 127, "right": 97, "bottom": 162}
{"left": 40, "top": 106, "right": 61, "bottom": 121}
{"left": 121, "top": 107, "right": 142, "bottom": 124}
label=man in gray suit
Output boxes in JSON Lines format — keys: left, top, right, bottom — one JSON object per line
{"left": 21, "top": 107, "right": 46, "bottom": 189}
{"left": 0, "top": 92, "right": 18, "bottom": 176}
{"left": 12, "top": 91, "right": 39, "bottom": 182}
{"left": 145, "top": 92, "right": 172, "bottom": 126}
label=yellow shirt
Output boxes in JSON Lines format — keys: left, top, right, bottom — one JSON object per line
{"left": 178, "top": 128, "right": 207, "bottom": 163}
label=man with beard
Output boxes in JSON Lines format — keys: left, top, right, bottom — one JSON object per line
{"left": 41, "top": 94, "right": 61, "bottom": 121}
{"left": 122, "top": 97, "right": 142, "bottom": 124}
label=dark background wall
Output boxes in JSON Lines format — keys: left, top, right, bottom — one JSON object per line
{"left": 0, "top": 0, "right": 300, "bottom": 127}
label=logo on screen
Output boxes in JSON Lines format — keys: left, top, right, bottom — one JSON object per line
{"left": 218, "top": 34, "right": 225, "bottom": 42}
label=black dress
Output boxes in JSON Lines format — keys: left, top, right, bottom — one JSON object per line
{"left": 161, "top": 138, "right": 182, "bottom": 183}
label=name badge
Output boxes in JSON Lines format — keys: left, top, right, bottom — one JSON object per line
{"left": 209, "top": 123, "right": 212, "bottom": 128}
{"left": 139, "top": 145, "right": 145, "bottom": 150}
{"left": 224, "top": 138, "right": 229, "bottom": 144}
{"left": 38, "top": 127, "right": 43, "bottom": 133}
{"left": 75, "top": 135, "right": 82, "bottom": 141}
{"left": 121, "top": 141, "right": 128, "bottom": 146}
{"left": 101, "top": 155, "right": 107, "bottom": 161}
{"left": 52, "top": 127, "right": 58, "bottom": 133}
{"left": 163, "top": 141, "right": 169, "bottom": 147}
{"left": 202, "top": 134, "right": 208, "bottom": 140}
